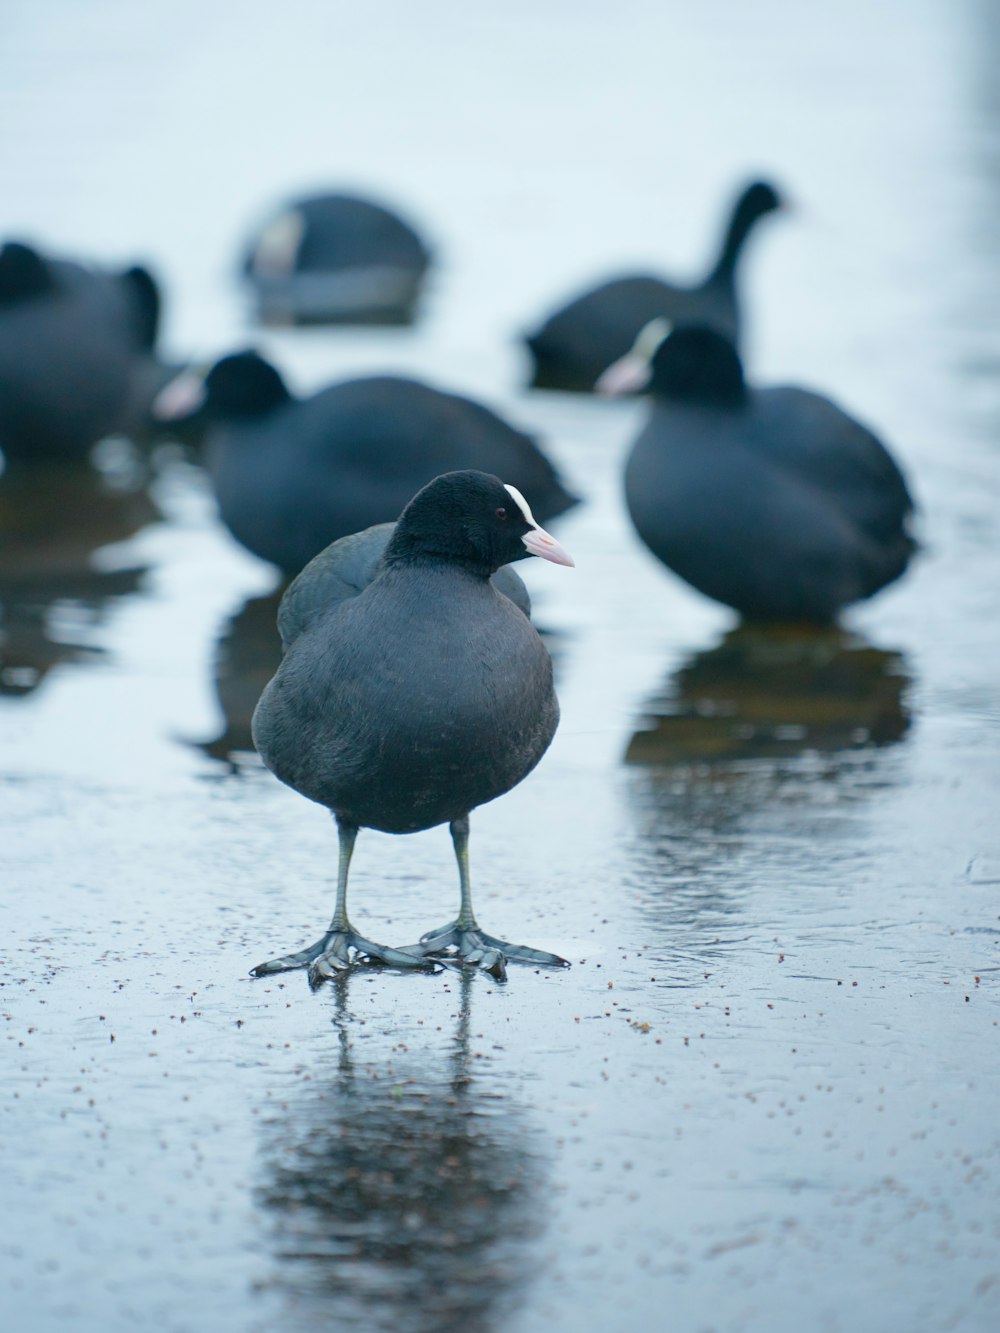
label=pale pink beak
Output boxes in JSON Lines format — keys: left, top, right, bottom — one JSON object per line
{"left": 522, "top": 525, "right": 574, "bottom": 567}
{"left": 502, "top": 482, "right": 574, "bottom": 567}
{"left": 151, "top": 368, "right": 208, "bottom": 421}
{"left": 595, "top": 352, "right": 652, "bottom": 397}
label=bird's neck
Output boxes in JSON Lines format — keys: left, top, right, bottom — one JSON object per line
{"left": 216, "top": 393, "right": 292, "bottom": 424}
{"left": 659, "top": 379, "right": 748, "bottom": 410}
{"left": 381, "top": 540, "right": 495, "bottom": 582}
{"left": 705, "top": 202, "right": 761, "bottom": 288}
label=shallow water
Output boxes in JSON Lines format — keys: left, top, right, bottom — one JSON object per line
{"left": 2, "top": 2, "right": 1000, "bottom": 1330}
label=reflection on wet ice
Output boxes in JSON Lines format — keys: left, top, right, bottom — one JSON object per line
{"left": 0, "top": 459, "right": 159, "bottom": 695}
{"left": 620, "top": 626, "right": 914, "bottom": 956}
{"left": 254, "top": 974, "right": 545, "bottom": 1331}
{"left": 194, "top": 590, "right": 283, "bottom": 768}
{"left": 626, "top": 624, "right": 911, "bottom": 767}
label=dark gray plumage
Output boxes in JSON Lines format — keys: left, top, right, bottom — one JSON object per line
{"left": 249, "top": 470, "right": 574, "bottom": 984}
{"left": 195, "top": 527, "right": 530, "bottom": 766}
{"left": 0, "top": 241, "right": 164, "bottom": 463}
{"left": 614, "top": 325, "right": 916, "bottom": 624}
{"left": 159, "top": 351, "right": 578, "bottom": 577}
{"left": 524, "top": 180, "right": 783, "bottom": 392}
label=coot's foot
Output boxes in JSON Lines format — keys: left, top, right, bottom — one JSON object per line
{"left": 401, "top": 923, "right": 570, "bottom": 982}
{"left": 251, "top": 929, "right": 438, "bottom": 985}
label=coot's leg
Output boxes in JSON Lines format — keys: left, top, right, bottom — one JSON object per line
{"left": 251, "top": 816, "right": 436, "bottom": 984}
{"left": 399, "top": 815, "right": 570, "bottom": 981}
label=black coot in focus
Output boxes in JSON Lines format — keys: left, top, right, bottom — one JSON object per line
{"left": 249, "top": 469, "right": 574, "bottom": 984}
{"left": 241, "top": 192, "right": 432, "bottom": 325}
{"left": 0, "top": 240, "right": 166, "bottom": 463}
{"left": 155, "top": 351, "right": 578, "bottom": 578}
{"left": 604, "top": 324, "right": 916, "bottom": 623}
{"left": 524, "top": 179, "right": 783, "bottom": 393}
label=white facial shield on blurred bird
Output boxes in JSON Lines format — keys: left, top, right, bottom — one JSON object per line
{"left": 151, "top": 366, "right": 208, "bottom": 419}
{"left": 595, "top": 317, "right": 672, "bottom": 396}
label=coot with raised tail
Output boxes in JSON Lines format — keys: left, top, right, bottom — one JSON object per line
{"left": 155, "top": 351, "right": 578, "bottom": 577}
{"left": 241, "top": 192, "right": 432, "bottom": 325}
{"left": 0, "top": 240, "right": 166, "bottom": 463}
{"left": 524, "top": 179, "right": 783, "bottom": 392}
{"left": 601, "top": 324, "right": 916, "bottom": 623}
{"left": 249, "top": 470, "right": 574, "bottom": 985}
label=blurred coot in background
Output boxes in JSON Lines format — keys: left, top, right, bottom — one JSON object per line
{"left": 240, "top": 191, "right": 433, "bottom": 326}
{"left": 155, "top": 349, "right": 577, "bottom": 577}
{"left": 0, "top": 240, "right": 170, "bottom": 465}
{"left": 606, "top": 323, "right": 916, "bottom": 622}
{"left": 524, "top": 178, "right": 784, "bottom": 392}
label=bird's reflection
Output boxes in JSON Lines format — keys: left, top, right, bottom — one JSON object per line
{"left": 620, "top": 627, "right": 913, "bottom": 953}
{"left": 0, "top": 458, "right": 159, "bottom": 696}
{"left": 254, "top": 972, "right": 546, "bottom": 1332}
{"left": 195, "top": 590, "right": 283, "bottom": 768}
{"left": 626, "top": 624, "right": 911, "bottom": 767}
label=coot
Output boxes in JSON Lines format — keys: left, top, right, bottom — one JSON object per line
{"left": 155, "top": 351, "right": 578, "bottom": 577}
{"left": 0, "top": 240, "right": 165, "bottom": 463}
{"left": 603, "top": 324, "right": 916, "bottom": 623}
{"left": 250, "top": 470, "right": 574, "bottom": 984}
{"left": 524, "top": 180, "right": 783, "bottom": 392}
{"left": 241, "top": 192, "right": 432, "bottom": 325}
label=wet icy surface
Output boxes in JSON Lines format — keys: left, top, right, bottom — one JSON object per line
{"left": 2, "top": 2, "right": 1000, "bottom": 1330}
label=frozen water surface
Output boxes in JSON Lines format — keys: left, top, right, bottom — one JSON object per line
{"left": 2, "top": 1, "right": 1000, "bottom": 1330}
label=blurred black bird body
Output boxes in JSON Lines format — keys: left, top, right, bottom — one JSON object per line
{"left": 242, "top": 192, "right": 431, "bottom": 325}
{"left": 611, "top": 325, "right": 916, "bottom": 624}
{"left": 524, "top": 180, "right": 783, "bottom": 392}
{"left": 166, "top": 352, "right": 577, "bottom": 577}
{"left": 0, "top": 241, "right": 164, "bottom": 463}
{"left": 249, "top": 470, "right": 574, "bottom": 983}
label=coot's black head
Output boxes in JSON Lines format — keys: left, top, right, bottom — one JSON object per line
{"left": 384, "top": 470, "right": 574, "bottom": 577}
{"left": 650, "top": 325, "right": 746, "bottom": 406}
{"left": 152, "top": 349, "right": 292, "bottom": 424}
{"left": 0, "top": 242, "right": 55, "bottom": 304}
{"left": 735, "top": 180, "right": 783, "bottom": 223}
{"left": 708, "top": 179, "right": 785, "bottom": 283}
{"left": 597, "top": 320, "right": 746, "bottom": 406}
{"left": 202, "top": 351, "right": 292, "bottom": 419}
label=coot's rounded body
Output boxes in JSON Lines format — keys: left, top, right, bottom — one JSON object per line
{"left": 242, "top": 192, "right": 431, "bottom": 326}
{"left": 615, "top": 326, "right": 916, "bottom": 624}
{"left": 165, "top": 353, "right": 578, "bottom": 577}
{"left": 198, "top": 523, "right": 530, "bottom": 767}
{"left": 254, "top": 561, "right": 556, "bottom": 833}
{"left": 0, "top": 242, "right": 163, "bottom": 463}
{"left": 525, "top": 180, "right": 782, "bottom": 393}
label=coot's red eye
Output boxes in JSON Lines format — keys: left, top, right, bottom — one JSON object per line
{"left": 495, "top": 507, "right": 507, "bottom": 519}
